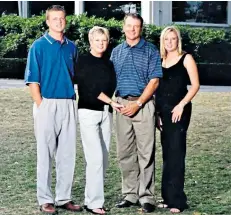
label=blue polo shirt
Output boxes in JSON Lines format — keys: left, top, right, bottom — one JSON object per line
{"left": 24, "top": 32, "right": 78, "bottom": 99}
{"left": 110, "top": 38, "right": 162, "bottom": 97}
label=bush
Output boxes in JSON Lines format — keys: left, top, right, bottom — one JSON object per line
{"left": 1, "top": 14, "right": 231, "bottom": 63}
{"left": 1, "top": 14, "right": 231, "bottom": 85}
{"left": 0, "top": 58, "right": 26, "bottom": 79}
{"left": 197, "top": 63, "right": 231, "bottom": 86}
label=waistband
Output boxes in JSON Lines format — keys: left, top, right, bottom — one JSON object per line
{"left": 120, "top": 96, "right": 140, "bottom": 101}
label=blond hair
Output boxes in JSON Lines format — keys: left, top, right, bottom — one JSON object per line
{"left": 88, "top": 26, "right": 110, "bottom": 42}
{"left": 160, "top": 26, "right": 183, "bottom": 59}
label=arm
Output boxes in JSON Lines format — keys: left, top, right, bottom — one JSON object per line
{"left": 171, "top": 54, "right": 200, "bottom": 122}
{"left": 121, "top": 47, "right": 162, "bottom": 117}
{"left": 73, "top": 47, "right": 79, "bottom": 85}
{"left": 137, "top": 78, "right": 159, "bottom": 104}
{"left": 97, "top": 92, "right": 124, "bottom": 112}
{"left": 24, "top": 42, "right": 41, "bottom": 106}
{"left": 139, "top": 47, "right": 162, "bottom": 104}
{"left": 28, "top": 83, "right": 42, "bottom": 107}
{"left": 120, "top": 78, "right": 159, "bottom": 116}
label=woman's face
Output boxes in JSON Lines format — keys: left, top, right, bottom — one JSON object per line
{"left": 164, "top": 31, "right": 178, "bottom": 53}
{"left": 90, "top": 32, "right": 108, "bottom": 56}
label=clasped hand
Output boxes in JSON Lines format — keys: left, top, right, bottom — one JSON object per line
{"left": 120, "top": 102, "right": 140, "bottom": 117}
{"left": 110, "top": 101, "right": 124, "bottom": 112}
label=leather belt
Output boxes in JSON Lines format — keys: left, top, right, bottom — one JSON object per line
{"left": 121, "top": 96, "right": 140, "bottom": 101}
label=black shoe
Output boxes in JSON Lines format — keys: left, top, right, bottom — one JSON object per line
{"left": 84, "top": 205, "right": 110, "bottom": 212}
{"left": 141, "top": 203, "right": 155, "bottom": 213}
{"left": 115, "top": 200, "right": 138, "bottom": 208}
{"left": 85, "top": 207, "right": 107, "bottom": 214}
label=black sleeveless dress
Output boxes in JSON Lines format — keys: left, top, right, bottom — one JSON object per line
{"left": 156, "top": 53, "right": 191, "bottom": 211}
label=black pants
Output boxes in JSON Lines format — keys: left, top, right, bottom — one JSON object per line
{"left": 160, "top": 103, "right": 191, "bottom": 211}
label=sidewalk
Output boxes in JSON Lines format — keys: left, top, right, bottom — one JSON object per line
{"left": 0, "top": 79, "right": 231, "bottom": 92}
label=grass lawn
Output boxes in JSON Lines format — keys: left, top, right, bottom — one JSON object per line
{"left": 0, "top": 88, "right": 231, "bottom": 215}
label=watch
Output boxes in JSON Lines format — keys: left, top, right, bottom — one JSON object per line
{"left": 136, "top": 100, "right": 142, "bottom": 108}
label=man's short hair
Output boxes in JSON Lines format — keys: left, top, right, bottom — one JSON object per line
{"left": 123, "top": 13, "right": 144, "bottom": 28}
{"left": 46, "top": 5, "right": 66, "bottom": 20}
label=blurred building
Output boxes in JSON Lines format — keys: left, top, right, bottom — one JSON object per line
{"left": 0, "top": 1, "right": 230, "bottom": 27}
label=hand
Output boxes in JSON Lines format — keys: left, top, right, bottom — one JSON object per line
{"left": 171, "top": 104, "right": 184, "bottom": 123}
{"left": 110, "top": 101, "right": 124, "bottom": 112}
{"left": 120, "top": 102, "right": 140, "bottom": 117}
{"left": 36, "top": 99, "right": 43, "bottom": 108}
{"left": 156, "top": 115, "right": 163, "bottom": 131}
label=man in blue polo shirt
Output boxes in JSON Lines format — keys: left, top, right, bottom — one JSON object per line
{"left": 111, "top": 13, "right": 162, "bottom": 213}
{"left": 25, "top": 5, "right": 82, "bottom": 214}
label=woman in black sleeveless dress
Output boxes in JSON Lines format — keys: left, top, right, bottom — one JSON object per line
{"left": 156, "top": 26, "right": 200, "bottom": 213}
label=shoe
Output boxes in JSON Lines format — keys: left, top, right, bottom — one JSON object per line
{"left": 56, "top": 201, "right": 83, "bottom": 212}
{"left": 157, "top": 200, "right": 168, "bottom": 209}
{"left": 115, "top": 200, "right": 138, "bottom": 208}
{"left": 85, "top": 207, "right": 106, "bottom": 214}
{"left": 140, "top": 203, "right": 155, "bottom": 213}
{"left": 84, "top": 205, "right": 110, "bottom": 212}
{"left": 40, "top": 203, "right": 56, "bottom": 214}
{"left": 157, "top": 203, "right": 168, "bottom": 208}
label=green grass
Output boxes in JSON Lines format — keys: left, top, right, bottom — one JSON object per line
{"left": 0, "top": 88, "right": 231, "bottom": 215}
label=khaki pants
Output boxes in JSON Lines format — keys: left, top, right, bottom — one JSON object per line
{"left": 116, "top": 97, "right": 156, "bottom": 205}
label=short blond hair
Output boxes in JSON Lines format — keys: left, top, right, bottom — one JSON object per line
{"left": 46, "top": 5, "right": 66, "bottom": 20}
{"left": 88, "top": 26, "right": 110, "bottom": 42}
{"left": 160, "top": 26, "right": 183, "bottom": 59}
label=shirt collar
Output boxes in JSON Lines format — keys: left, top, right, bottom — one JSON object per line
{"left": 123, "top": 37, "right": 145, "bottom": 49}
{"left": 44, "top": 32, "right": 68, "bottom": 45}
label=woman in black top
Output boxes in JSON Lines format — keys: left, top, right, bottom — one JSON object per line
{"left": 156, "top": 26, "right": 200, "bottom": 213}
{"left": 75, "top": 26, "right": 123, "bottom": 215}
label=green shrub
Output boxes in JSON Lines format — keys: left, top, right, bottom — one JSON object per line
{"left": 0, "top": 58, "right": 26, "bottom": 79}
{"left": 0, "top": 14, "right": 231, "bottom": 63}
{"left": 0, "top": 33, "right": 28, "bottom": 58}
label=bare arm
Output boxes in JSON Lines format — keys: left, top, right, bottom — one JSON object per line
{"left": 171, "top": 54, "right": 200, "bottom": 122}
{"left": 98, "top": 92, "right": 124, "bottom": 112}
{"left": 28, "top": 83, "right": 42, "bottom": 107}
{"left": 180, "top": 54, "right": 200, "bottom": 106}
{"left": 121, "top": 78, "right": 159, "bottom": 117}
{"left": 138, "top": 78, "right": 159, "bottom": 104}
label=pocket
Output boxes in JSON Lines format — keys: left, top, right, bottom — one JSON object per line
{"left": 33, "top": 99, "right": 45, "bottom": 118}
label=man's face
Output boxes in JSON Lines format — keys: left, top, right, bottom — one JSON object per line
{"left": 46, "top": 11, "right": 66, "bottom": 33}
{"left": 123, "top": 16, "right": 142, "bottom": 41}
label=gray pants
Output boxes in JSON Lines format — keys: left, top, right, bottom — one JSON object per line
{"left": 116, "top": 97, "right": 156, "bottom": 205}
{"left": 78, "top": 106, "right": 112, "bottom": 209}
{"left": 33, "top": 98, "right": 77, "bottom": 206}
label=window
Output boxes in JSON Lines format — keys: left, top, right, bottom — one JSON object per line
{"left": 29, "top": 1, "right": 74, "bottom": 16}
{"left": 84, "top": 1, "right": 141, "bottom": 20}
{"left": 0, "top": 1, "right": 18, "bottom": 15}
{"left": 172, "top": 1, "right": 227, "bottom": 24}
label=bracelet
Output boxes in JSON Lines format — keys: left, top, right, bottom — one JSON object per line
{"left": 109, "top": 100, "right": 113, "bottom": 105}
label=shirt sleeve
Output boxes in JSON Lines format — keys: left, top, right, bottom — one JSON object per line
{"left": 148, "top": 49, "right": 163, "bottom": 80}
{"left": 24, "top": 43, "right": 41, "bottom": 85}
